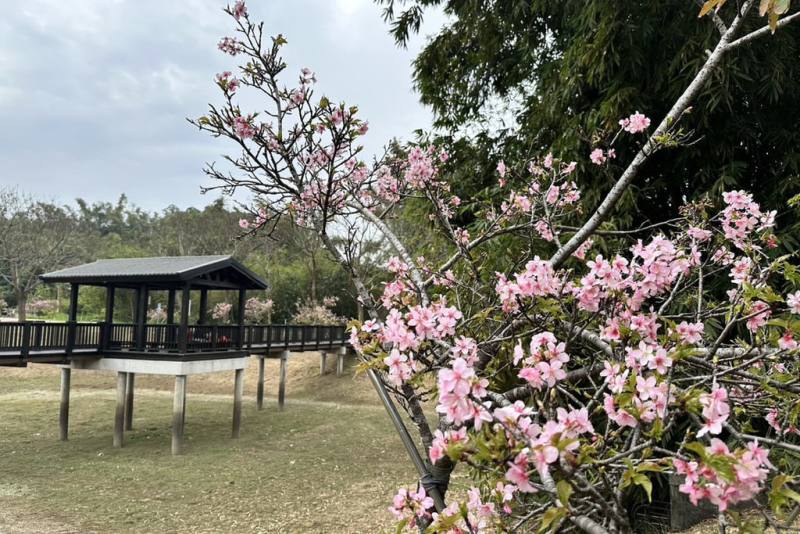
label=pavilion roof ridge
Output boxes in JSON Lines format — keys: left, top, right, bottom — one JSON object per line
{"left": 40, "top": 255, "right": 268, "bottom": 290}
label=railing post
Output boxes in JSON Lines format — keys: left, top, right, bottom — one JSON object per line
{"left": 33, "top": 321, "right": 43, "bottom": 350}
{"left": 266, "top": 324, "right": 272, "bottom": 351}
{"left": 20, "top": 322, "right": 31, "bottom": 363}
{"left": 98, "top": 321, "right": 107, "bottom": 352}
{"left": 237, "top": 288, "right": 246, "bottom": 351}
{"left": 66, "top": 320, "right": 76, "bottom": 356}
{"left": 315, "top": 325, "right": 320, "bottom": 350}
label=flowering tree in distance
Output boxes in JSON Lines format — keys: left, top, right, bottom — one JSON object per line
{"left": 193, "top": 1, "right": 800, "bottom": 532}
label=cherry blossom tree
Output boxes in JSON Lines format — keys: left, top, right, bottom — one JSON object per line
{"left": 194, "top": 1, "right": 800, "bottom": 532}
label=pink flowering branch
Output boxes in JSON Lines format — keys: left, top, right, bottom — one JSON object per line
{"left": 197, "top": 2, "right": 800, "bottom": 531}
{"left": 550, "top": 0, "right": 780, "bottom": 268}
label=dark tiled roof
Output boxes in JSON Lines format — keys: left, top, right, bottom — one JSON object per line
{"left": 40, "top": 255, "right": 268, "bottom": 289}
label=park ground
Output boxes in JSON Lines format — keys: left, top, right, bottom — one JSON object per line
{"left": 0, "top": 353, "right": 419, "bottom": 533}
{"left": 0, "top": 355, "right": 772, "bottom": 534}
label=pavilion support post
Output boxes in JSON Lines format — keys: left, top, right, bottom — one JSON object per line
{"left": 66, "top": 283, "right": 79, "bottom": 356}
{"left": 172, "top": 375, "right": 187, "bottom": 455}
{"left": 232, "top": 368, "right": 244, "bottom": 438}
{"left": 278, "top": 350, "right": 288, "bottom": 410}
{"left": 256, "top": 356, "right": 265, "bottom": 410}
{"left": 178, "top": 284, "right": 190, "bottom": 354}
{"left": 59, "top": 367, "right": 71, "bottom": 441}
{"left": 68, "top": 283, "right": 79, "bottom": 322}
{"left": 319, "top": 352, "right": 327, "bottom": 376}
{"left": 166, "top": 289, "right": 176, "bottom": 324}
{"left": 102, "top": 285, "right": 115, "bottom": 351}
{"left": 198, "top": 289, "right": 208, "bottom": 325}
{"left": 166, "top": 288, "right": 176, "bottom": 346}
{"left": 336, "top": 346, "right": 346, "bottom": 377}
{"left": 113, "top": 372, "right": 127, "bottom": 448}
{"left": 134, "top": 286, "right": 148, "bottom": 351}
{"left": 124, "top": 373, "right": 135, "bottom": 431}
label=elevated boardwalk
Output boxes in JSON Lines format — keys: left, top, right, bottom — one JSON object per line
{"left": 0, "top": 321, "right": 349, "bottom": 366}
{"left": 2, "top": 255, "right": 354, "bottom": 455}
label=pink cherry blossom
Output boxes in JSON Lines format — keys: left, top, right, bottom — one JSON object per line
{"left": 232, "top": 0, "right": 247, "bottom": 20}
{"left": 686, "top": 226, "right": 712, "bottom": 242}
{"left": 217, "top": 36, "right": 242, "bottom": 56}
{"left": 589, "top": 148, "right": 606, "bottom": 165}
{"left": 676, "top": 321, "right": 704, "bottom": 344}
{"left": 746, "top": 300, "right": 771, "bottom": 332}
{"left": 779, "top": 331, "right": 798, "bottom": 350}
{"left": 389, "top": 486, "right": 434, "bottom": 527}
{"left": 619, "top": 111, "right": 651, "bottom": 133}
{"left": 697, "top": 386, "right": 730, "bottom": 437}
{"left": 505, "top": 451, "right": 537, "bottom": 493}
{"left": 496, "top": 160, "right": 507, "bottom": 178}
{"left": 233, "top": 116, "right": 255, "bottom": 139}
{"left": 787, "top": 291, "right": 800, "bottom": 314}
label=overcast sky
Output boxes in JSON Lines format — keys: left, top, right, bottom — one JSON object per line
{"left": 0, "top": 0, "right": 444, "bottom": 211}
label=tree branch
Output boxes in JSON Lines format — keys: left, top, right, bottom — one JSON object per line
{"left": 549, "top": 0, "right": 754, "bottom": 268}
{"left": 726, "top": 9, "right": 800, "bottom": 49}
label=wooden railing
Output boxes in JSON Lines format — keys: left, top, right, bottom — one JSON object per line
{"left": 0, "top": 321, "right": 349, "bottom": 361}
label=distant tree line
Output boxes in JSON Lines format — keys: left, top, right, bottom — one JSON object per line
{"left": 0, "top": 187, "right": 360, "bottom": 323}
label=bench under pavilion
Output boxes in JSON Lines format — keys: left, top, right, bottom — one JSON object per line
{"left": 0, "top": 255, "right": 349, "bottom": 454}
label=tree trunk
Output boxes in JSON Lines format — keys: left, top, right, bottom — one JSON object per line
{"left": 309, "top": 252, "right": 318, "bottom": 302}
{"left": 16, "top": 290, "right": 26, "bottom": 321}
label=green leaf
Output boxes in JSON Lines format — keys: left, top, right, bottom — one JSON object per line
{"left": 685, "top": 441, "right": 708, "bottom": 461}
{"left": 556, "top": 479, "right": 573, "bottom": 506}
{"left": 633, "top": 473, "right": 653, "bottom": 502}
{"left": 636, "top": 462, "right": 664, "bottom": 473}
{"left": 538, "top": 507, "right": 567, "bottom": 534}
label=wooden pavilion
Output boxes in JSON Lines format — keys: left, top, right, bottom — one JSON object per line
{"left": 0, "top": 255, "right": 350, "bottom": 454}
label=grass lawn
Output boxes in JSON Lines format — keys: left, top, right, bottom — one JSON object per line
{"left": 0, "top": 354, "right": 418, "bottom": 533}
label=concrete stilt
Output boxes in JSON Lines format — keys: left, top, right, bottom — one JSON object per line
{"left": 172, "top": 375, "right": 187, "bottom": 455}
{"left": 182, "top": 380, "right": 187, "bottom": 427}
{"left": 278, "top": 350, "right": 288, "bottom": 410}
{"left": 59, "top": 367, "right": 71, "bottom": 441}
{"left": 124, "top": 372, "right": 135, "bottom": 431}
{"left": 336, "top": 346, "right": 346, "bottom": 376}
{"left": 256, "top": 356, "right": 265, "bottom": 410}
{"left": 113, "top": 372, "right": 127, "bottom": 448}
{"left": 232, "top": 368, "right": 244, "bottom": 438}
{"left": 319, "top": 352, "right": 327, "bottom": 376}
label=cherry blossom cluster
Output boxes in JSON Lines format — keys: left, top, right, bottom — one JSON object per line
{"left": 389, "top": 486, "right": 435, "bottom": 529}
{"left": 514, "top": 332, "right": 569, "bottom": 389}
{"left": 674, "top": 439, "right": 772, "bottom": 512}
{"left": 720, "top": 190, "right": 776, "bottom": 250}
{"left": 428, "top": 488, "right": 496, "bottom": 533}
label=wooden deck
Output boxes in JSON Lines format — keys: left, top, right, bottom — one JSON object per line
{"left": 0, "top": 321, "right": 349, "bottom": 366}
